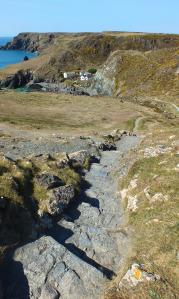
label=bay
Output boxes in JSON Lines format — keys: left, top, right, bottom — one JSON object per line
{"left": 0, "top": 37, "right": 36, "bottom": 69}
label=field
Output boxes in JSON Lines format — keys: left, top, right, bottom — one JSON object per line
{"left": 0, "top": 90, "right": 158, "bottom": 135}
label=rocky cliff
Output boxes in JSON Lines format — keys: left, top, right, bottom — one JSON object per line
{"left": 88, "top": 47, "right": 179, "bottom": 98}
{"left": 0, "top": 32, "right": 61, "bottom": 52}
{"left": 2, "top": 32, "right": 179, "bottom": 53}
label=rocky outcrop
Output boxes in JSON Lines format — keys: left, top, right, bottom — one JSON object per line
{"left": 32, "top": 82, "right": 90, "bottom": 96}
{"left": 0, "top": 33, "right": 59, "bottom": 52}
{"left": 0, "top": 70, "right": 33, "bottom": 89}
{"left": 68, "top": 150, "right": 91, "bottom": 166}
{"left": 87, "top": 50, "right": 122, "bottom": 96}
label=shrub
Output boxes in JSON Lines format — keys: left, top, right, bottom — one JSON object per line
{"left": 88, "top": 68, "right": 97, "bottom": 74}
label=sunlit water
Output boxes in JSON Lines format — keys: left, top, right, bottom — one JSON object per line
{"left": 0, "top": 37, "right": 36, "bottom": 69}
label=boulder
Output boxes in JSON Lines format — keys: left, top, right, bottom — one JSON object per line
{"left": 68, "top": 150, "right": 90, "bottom": 165}
{"left": 36, "top": 173, "right": 64, "bottom": 190}
{"left": 47, "top": 185, "right": 75, "bottom": 215}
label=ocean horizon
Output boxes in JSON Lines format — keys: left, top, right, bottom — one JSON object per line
{"left": 0, "top": 36, "right": 36, "bottom": 69}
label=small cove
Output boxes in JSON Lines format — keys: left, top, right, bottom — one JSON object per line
{"left": 0, "top": 37, "right": 36, "bottom": 69}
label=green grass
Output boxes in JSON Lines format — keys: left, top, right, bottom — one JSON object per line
{"left": 105, "top": 124, "right": 179, "bottom": 299}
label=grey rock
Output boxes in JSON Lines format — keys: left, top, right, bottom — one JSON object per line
{"left": 36, "top": 173, "right": 64, "bottom": 190}
{"left": 47, "top": 185, "right": 75, "bottom": 215}
{"left": 68, "top": 150, "right": 90, "bottom": 165}
{"left": 87, "top": 51, "right": 123, "bottom": 96}
{"left": 10, "top": 236, "right": 108, "bottom": 299}
{"left": 40, "top": 283, "right": 59, "bottom": 299}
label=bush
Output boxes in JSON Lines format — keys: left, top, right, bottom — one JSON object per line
{"left": 88, "top": 68, "right": 97, "bottom": 74}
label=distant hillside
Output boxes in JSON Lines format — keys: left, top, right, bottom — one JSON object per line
{"left": 0, "top": 31, "right": 179, "bottom": 97}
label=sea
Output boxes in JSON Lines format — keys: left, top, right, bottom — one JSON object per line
{"left": 0, "top": 37, "right": 36, "bottom": 69}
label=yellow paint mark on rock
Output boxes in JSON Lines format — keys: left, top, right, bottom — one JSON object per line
{"left": 133, "top": 268, "right": 142, "bottom": 280}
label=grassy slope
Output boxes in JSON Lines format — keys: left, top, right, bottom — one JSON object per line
{"left": 114, "top": 48, "right": 179, "bottom": 98}
{"left": 104, "top": 116, "right": 179, "bottom": 299}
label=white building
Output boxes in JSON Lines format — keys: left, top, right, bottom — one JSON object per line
{"left": 80, "top": 71, "right": 92, "bottom": 81}
{"left": 63, "top": 72, "right": 77, "bottom": 79}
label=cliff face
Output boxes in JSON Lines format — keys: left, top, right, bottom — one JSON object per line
{"left": 2, "top": 32, "right": 179, "bottom": 53}
{"left": 1, "top": 32, "right": 60, "bottom": 52}
{"left": 88, "top": 47, "right": 179, "bottom": 98}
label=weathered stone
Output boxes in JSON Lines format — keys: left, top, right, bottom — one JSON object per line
{"left": 127, "top": 196, "right": 138, "bottom": 212}
{"left": 40, "top": 283, "right": 59, "bottom": 299}
{"left": 68, "top": 150, "right": 90, "bottom": 165}
{"left": 36, "top": 173, "right": 64, "bottom": 190}
{"left": 119, "top": 263, "right": 160, "bottom": 289}
{"left": 9, "top": 236, "right": 108, "bottom": 299}
{"left": 47, "top": 185, "right": 75, "bottom": 215}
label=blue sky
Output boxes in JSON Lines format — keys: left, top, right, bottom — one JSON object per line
{"left": 1, "top": 0, "right": 179, "bottom": 36}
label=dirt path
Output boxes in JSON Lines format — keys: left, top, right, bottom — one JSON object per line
{"left": 172, "top": 103, "right": 179, "bottom": 112}
{"left": 133, "top": 116, "right": 145, "bottom": 132}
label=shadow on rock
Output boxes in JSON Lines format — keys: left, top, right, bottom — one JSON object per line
{"left": 0, "top": 247, "right": 30, "bottom": 299}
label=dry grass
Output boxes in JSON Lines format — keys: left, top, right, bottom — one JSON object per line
{"left": 0, "top": 90, "right": 155, "bottom": 135}
{"left": 114, "top": 47, "right": 179, "bottom": 98}
{"left": 105, "top": 123, "right": 179, "bottom": 299}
